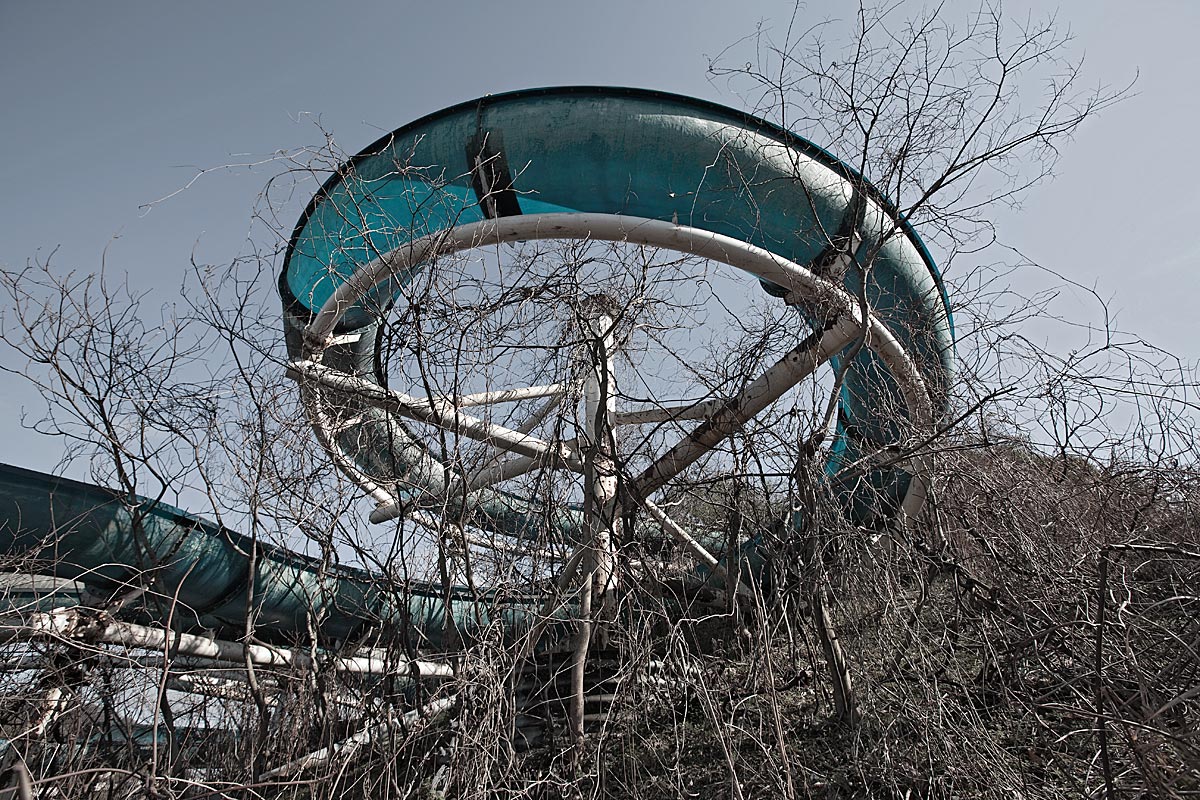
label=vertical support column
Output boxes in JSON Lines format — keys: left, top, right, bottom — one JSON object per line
{"left": 581, "top": 297, "right": 619, "bottom": 622}
{"left": 570, "top": 295, "right": 620, "bottom": 745}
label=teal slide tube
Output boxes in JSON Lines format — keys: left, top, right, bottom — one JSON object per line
{"left": 0, "top": 463, "right": 550, "bottom": 649}
{"left": 281, "top": 87, "right": 954, "bottom": 537}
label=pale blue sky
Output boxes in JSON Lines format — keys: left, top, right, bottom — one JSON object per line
{"left": 2, "top": 0, "right": 1198, "bottom": 477}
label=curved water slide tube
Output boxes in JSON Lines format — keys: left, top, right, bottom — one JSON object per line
{"left": 0, "top": 88, "right": 953, "bottom": 650}
{"left": 0, "top": 463, "right": 543, "bottom": 650}
{"left": 284, "top": 87, "right": 953, "bottom": 538}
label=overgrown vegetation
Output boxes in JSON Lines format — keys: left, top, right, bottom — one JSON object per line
{"left": 0, "top": 2, "right": 1196, "bottom": 798}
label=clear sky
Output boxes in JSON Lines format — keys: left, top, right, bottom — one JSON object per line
{"left": 2, "top": 0, "right": 1198, "bottom": 478}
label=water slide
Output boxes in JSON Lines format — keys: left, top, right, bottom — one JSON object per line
{"left": 0, "top": 88, "right": 954, "bottom": 653}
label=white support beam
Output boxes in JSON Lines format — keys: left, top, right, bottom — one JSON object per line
{"left": 615, "top": 398, "right": 725, "bottom": 426}
{"left": 290, "top": 359, "right": 584, "bottom": 471}
{"left": 167, "top": 672, "right": 258, "bottom": 702}
{"left": 639, "top": 498, "right": 750, "bottom": 598}
{"left": 461, "top": 445, "right": 581, "bottom": 495}
{"left": 463, "top": 452, "right": 545, "bottom": 494}
{"left": 2, "top": 608, "right": 454, "bottom": 678}
{"left": 303, "top": 382, "right": 402, "bottom": 514}
{"left": 452, "top": 396, "right": 575, "bottom": 501}
{"left": 515, "top": 392, "right": 568, "bottom": 435}
{"left": 581, "top": 302, "right": 619, "bottom": 607}
{"left": 629, "top": 319, "right": 861, "bottom": 499}
{"left": 438, "top": 382, "right": 566, "bottom": 408}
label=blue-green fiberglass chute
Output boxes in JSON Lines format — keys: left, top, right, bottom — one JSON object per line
{"left": 0, "top": 463, "right": 549, "bottom": 649}
{"left": 281, "top": 87, "right": 955, "bottom": 536}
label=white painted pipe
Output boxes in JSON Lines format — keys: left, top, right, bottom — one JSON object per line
{"left": 2, "top": 608, "right": 454, "bottom": 678}
{"left": 629, "top": 319, "right": 860, "bottom": 498}
{"left": 581, "top": 304, "right": 619, "bottom": 605}
{"left": 615, "top": 398, "right": 726, "bottom": 426}
{"left": 438, "top": 383, "right": 566, "bottom": 408}
{"left": 640, "top": 498, "right": 751, "bottom": 599}
{"left": 290, "top": 359, "right": 583, "bottom": 472}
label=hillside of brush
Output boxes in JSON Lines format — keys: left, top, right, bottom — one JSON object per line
{"left": 493, "top": 437, "right": 1200, "bottom": 800}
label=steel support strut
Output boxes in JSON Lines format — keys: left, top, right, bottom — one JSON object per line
{"left": 295, "top": 213, "right": 935, "bottom": 545}
{"left": 570, "top": 296, "right": 620, "bottom": 740}
{"left": 580, "top": 296, "right": 619, "bottom": 623}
